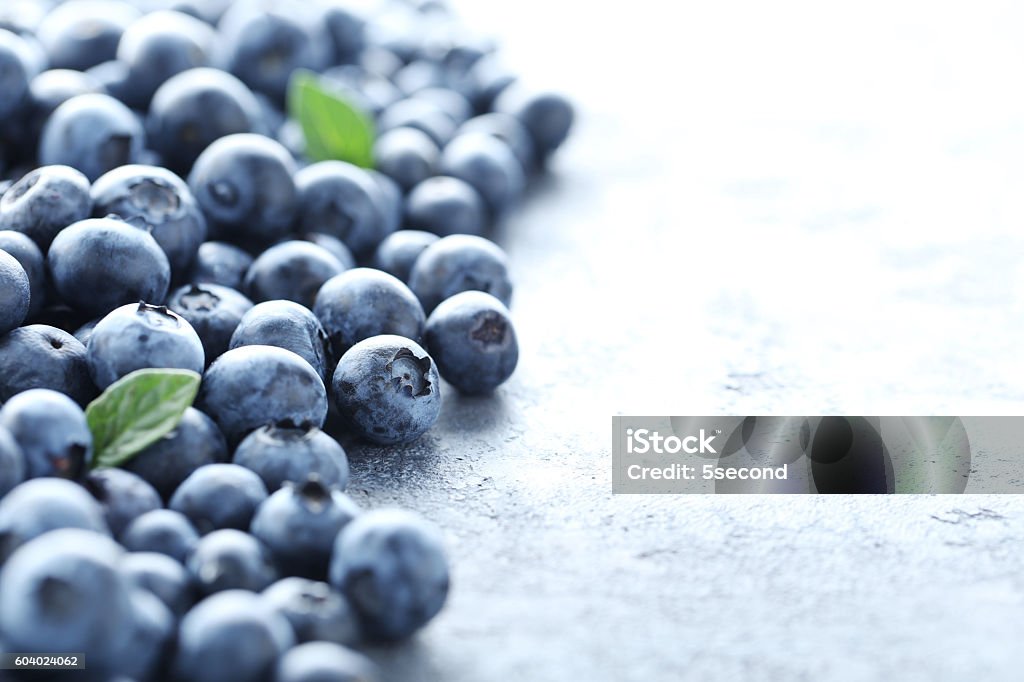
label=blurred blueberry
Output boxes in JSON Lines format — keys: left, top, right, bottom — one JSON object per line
{"left": 413, "top": 86, "right": 473, "bottom": 125}
{"left": 85, "top": 59, "right": 133, "bottom": 103}
{"left": 121, "top": 551, "right": 196, "bottom": 618}
{"left": 298, "top": 233, "right": 357, "bottom": 270}
{"left": 378, "top": 97, "right": 456, "bottom": 147}
{"left": 251, "top": 477, "right": 360, "bottom": 579}
{"left": 373, "top": 127, "right": 439, "bottom": 192}
{"left": 0, "top": 480, "right": 108, "bottom": 563}
{"left": 275, "top": 642, "right": 380, "bottom": 682}
{"left": 372, "top": 230, "right": 439, "bottom": 283}
{"left": 121, "top": 509, "right": 200, "bottom": 563}
{"left": 408, "top": 234, "right": 512, "bottom": 313}
{"left": 404, "top": 175, "right": 486, "bottom": 237}
{"left": 244, "top": 241, "right": 346, "bottom": 309}
{"left": 314, "top": 268, "right": 425, "bottom": 358}
{"left": 229, "top": 300, "right": 332, "bottom": 382}
{"left": 331, "top": 335, "right": 441, "bottom": 446}
{"left": 495, "top": 86, "right": 575, "bottom": 160}
{"left": 83, "top": 468, "right": 162, "bottom": 537}
{"left": 368, "top": 169, "right": 404, "bottom": 236}
{"left": 170, "top": 463, "right": 268, "bottom": 534}
{"left": 329, "top": 509, "right": 449, "bottom": 641}
{"left": 188, "top": 240, "right": 255, "bottom": 290}
{"left": 199, "top": 345, "right": 329, "bottom": 444}
{"left": 0, "top": 427, "right": 25, "bottom": 498}
{"left": 91, "top": 164, "right": 208, "bottom": 275}
{"left": 459, "top": 112, "right": 536, "bottom": 174}
{"left": 440, "top": 132, "right": 524, "bottom": 219}
{"left": 117, "top": 10, "right": 215, "bottom": 108}
{"left": 167, "top": 283, "right": 254, "bottom": 364}
{"left": 172, "top": 590, "right": 294, "bottom": 682}
{"left": 322, "top": 64, "right": 401, "bottom": 117}
{"left": 234, "top": 422, "right": 350, "bottom": 493}
{"left": 148, "top": 67, "right": 263, "bottom": 174}
{"left": 0, "top": 325, "right": 96, "bottom": 405}
{"left": 23, "top": 69, "right": 102, "bottom": 147}
{"left": 124, "top": 407, "right": 229, "bottom": 500}
{"left": 186, "top": 528, "right": 278, "bottom": 595}
{"left": 86, "top": 302, "right": 204, "bottom": 389}
{"left": 0, "top": 389, "right": 92, "bottom": 479}
{"left": 188, "top": 133, "right": 298, "bottom": 249}
{"left": 35, "top": 1, "right": 140, "bottom": 71}
{"left": 262, "top": 578, "right": 361, "bottom": 647}
{"left": 295, "top": 161, "right": 393, "bottom": 258}
{"left": 39, "top": 94, "right": 144, "bottom": 182}
{"left": 0, "top": 30, "right": 33, "bottom": 124}
{"left": 0, "top": 165, "right": 91, "bottom": 250}
{"left": 323, "top": 4, "right": 366, "bottom": 64}
{"left": 0, "top": 230, "right": 46, "bottom": 317}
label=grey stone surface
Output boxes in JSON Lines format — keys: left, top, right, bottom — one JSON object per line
{"left": 349, "top": 2, "right": 1024, "bottom": 679}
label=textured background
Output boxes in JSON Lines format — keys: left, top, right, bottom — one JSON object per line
{"left": 350, "top": 2, "right": 1024, "bottom": 679}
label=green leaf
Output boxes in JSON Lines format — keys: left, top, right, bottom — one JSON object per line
{"left": 288, "top": 70, "right": 375, "bottom": 167}
{"left": 86, "top": 368, "right": 202, "bottom": 469}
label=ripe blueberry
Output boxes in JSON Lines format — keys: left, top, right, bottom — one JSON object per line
{"left": 38, "top": 93, "right": 144, "bottom": 182}
{"left": 0, "top": 388, "right": 93, "bottom": 479}
{"left": 372, "top": 230, "right": 439, "bottom": 283}
{"left": 0, "top": 248, "right": 29, "bottom": 336}
{"left": 405, "top": 176, "right": 487, "bottom": 237}
{"left": 121, "top": 509, "right": 200, "bottom": 564}
{"left": 244, "top": 241, "right": 347, "bottom": 309}
{"left": 168, "top": 283, "right": 254, "bottom": 365}
{"left": 234, "top": 421, "right": 350, "bottom": 493}
{"left": 186, "top": 528, "right": 278, "bottom": 595}
{"left": 169, "top": 463, "right": 268, "bottom": 534}
{"left": 188, "top": 240, "right": 255, "bottom": 290}
{"left": 408, "top": 234, "right": 513, "bottom": 313}
{"left": 262, "top": 578, "right": 361, "bottom": 646}
{"left": 0, "top": 165, "right": 91, "bottom": 250}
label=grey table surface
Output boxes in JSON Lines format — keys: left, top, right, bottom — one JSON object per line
{"left": 351, "top": 2, "right": 1024, "bottom": 680}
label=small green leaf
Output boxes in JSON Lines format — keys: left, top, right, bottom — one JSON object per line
{"left": 86, "top": 368, "right": 202, "bottom": 469}
{"left": 288, "top": 70, "right": 375, "bottom": 167}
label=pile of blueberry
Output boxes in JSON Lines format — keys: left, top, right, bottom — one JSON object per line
{"left": 0, "top": 0, "right": 573, "bottom": 679}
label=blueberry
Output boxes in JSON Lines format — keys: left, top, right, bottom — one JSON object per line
{"left": 367, "top": 169, "right": 404, "bottom": 236}
{"left": 404, "top": 176, "right": 486, "bottom": 237}
{"left": 234, "top": 422, "right": 350, "bottom": 493}
{"left": 373, "top": 127, "right": 440, "bottom": 192}
{"left": 494, "top": 87, "right": 575, "bottom": 159}
{"left": 115, "top": 586, "right": 175, "bottom": 681}
{"left": 188, "top": 133, "right": 298, "bottom": 248}
{"left": 125, "top": 407, "right": 229, "bottom": 501}
{"left": 294, "top": 161, "right": 393, "bottom": 258}
{"left": 228, "top": 300, "right": 333, "bottom": 382}
{"left": 331, "top": 335, "right": 442, "bottom": 445}
{"left": 168, "top": 283, "right": 254, "bottom": 364}
{"left": 83, "top": 468, "right": 162, "bottom": 538}
{"left": 86, "top": 302, "right": 205, "bottom": 389}
{"left": 0, "top": 325, "right": 96, "bottom": 405}
{"left": 39, "top": 93, "right": 144, "bottom": 182}
{"left": 372, "top": 230, "right": 439, "bottom": 285}
{"left": 121, "top": 509, "right": 200, "bottom": 564}
{"left": 459, "top": 112, "right": 536, "bottom": 173}
{"left": 466, "top": 53, "right": 517, "bottom": 112}
{"left": 188, "top": 240, "right": 255, "bottom": 290}
{"left": 26, "top": 68, "right": 103, "bottom": 139}
{"left": 275, "top": 642, "right": 379, "bottom": 682}
{"left": 86, "top": 58, "right": 134, "bottom": 103}
{"left": 244, "top": 241, "right": 347, "bottom": 309}
{"left": 117, "top": 10, "right": 215, "bottom": 108}
{"left": 0, "top": 248, "right": 29, "bottom": 336}
{"left": 0, "top": 389, "right": 93, "bottom": 479}
{"left": 91, "top": 164, "right": 209, "bottom": 275}
{"left": 169, "top": 463, "right": 268, "bottom": 534}
{"left": 0, "top": 29, "right": 34, "bottom": 124}
{"left": 251, "top": 477, "right": 360, "bottom": 579}
{"left": 440, "top": 132, "right": 524, "bottom": 218}
{"left": 378, "top": 97, "right": 456, "bottom": 148}
{"left": 299, "top": 233, "right": 357, "bottom": 270}
{"left": 425, "top": 291, "right": 518, "bottom": 394}
{"left": 121, "top": 551, "right": 197, "bottom": 618}
{"left": 0, "top": 427, "right": 25, "bottom": 498}
{"left": 0, "top": 479, "right": 108, "bottom": 563}
{"left": 0, "top": 230, "right": 45, "bottom": 316}
{"left": 322, "top": 64, "right": 401, "bottom": 117}
{"left": 328, "top": 509, "right": 449, "bottom": 641}
{"left": 322, "top": 4, "right": 366, "bottom": 64}
{"left": 35, "top": 1, "right": 140, "bottom": 71}
{"left": 0, "top": 529, "right": 135, "bottom": 675}
{"left": 187, "top": 529, "right": 278, "bottom": 595}
{"left": 412, "top": 87, "right": 474, "bottom": 126}
{"left": 48, "top": 217, "right": 171, "bottom": 317}
{"left": 148, "top": 67, "right": 263, "bottom": 173}
{"left": 0, "top": 165, "right": 91, "bottom": 250}
{"left": 172, "top": 590, "right": 295, "bottom": 682}
{"left": 314, "top": 268, "right": 426, "bottom": 358}
{"left": 216, "top": 1, "right": 331, "bottom": 103}
{"left": 262, "top": 578, "right": 361, "bottom": 647}
{"left": 408, "top": 234, "right": 512, "bottom": 313}
{"left": 392, "top": 59, "right": 447, "bottom": 96}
